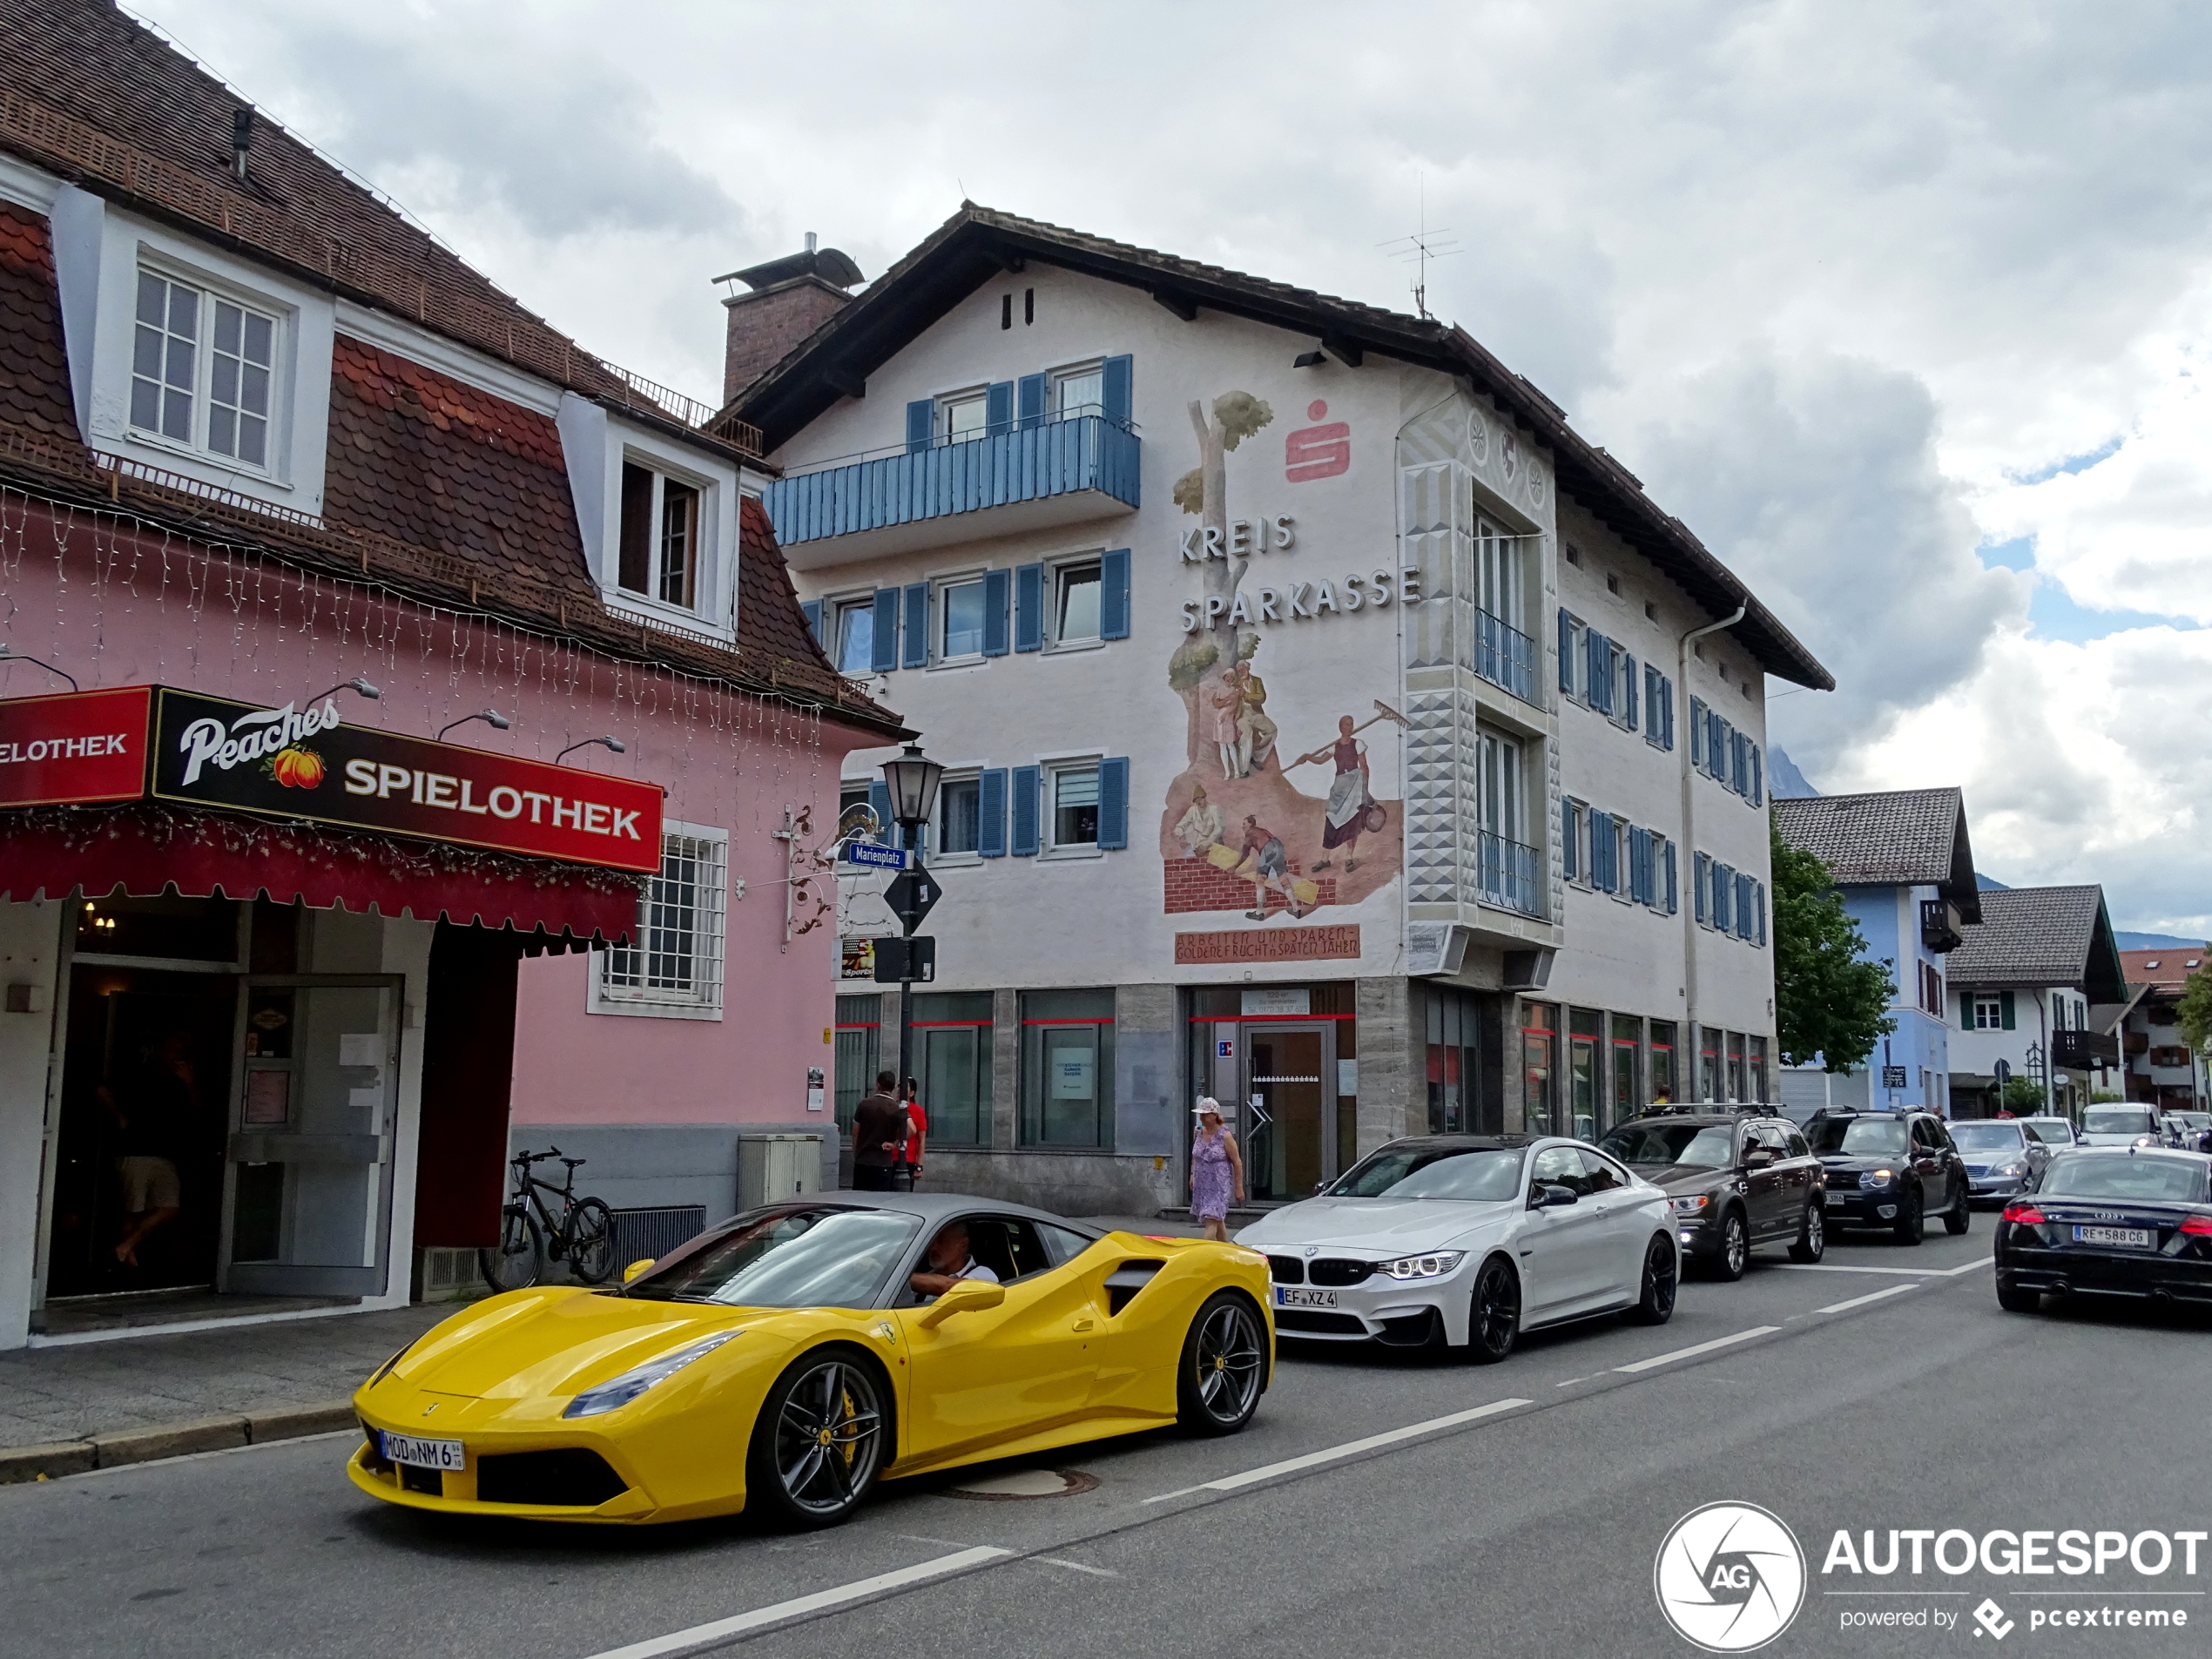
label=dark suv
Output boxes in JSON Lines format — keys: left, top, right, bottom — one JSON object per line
{"left": 1807, "top": 1109, "right": 1970, "bottom": 1243}
{"left": 1599, "top": 1109, "right": 1827, "bottom": 1279}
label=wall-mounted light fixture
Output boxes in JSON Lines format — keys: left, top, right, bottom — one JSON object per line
{"left": 555, "top": 735, "right": 626, "bottom": 765}
{"left": 435, "top": 709, "right": 510, "bottom": 742}
{"left": 0, "top": 644, "right": 78, "bottom": 691}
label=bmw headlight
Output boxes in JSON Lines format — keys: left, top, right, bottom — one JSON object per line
{"left": 563, "top": 1331, "right": 739, "bottom": 1419}
{"left": 1669, "top": 1195, "right": 1711, "bottom": 1216}
{"left": 1376, "top": 1251, "right": 1465, "bottom": 1280}
{"left": 1863, "top": 1168, "right": 1895, "bottom": 1187}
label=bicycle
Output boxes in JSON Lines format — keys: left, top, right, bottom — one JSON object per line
{"left": 478, "top": 1147, "right": 617, "bottom": 1291}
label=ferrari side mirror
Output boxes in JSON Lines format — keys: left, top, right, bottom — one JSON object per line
{"left": 920, "top": 1278, "right": 1007, "bottom": 1327}
{"left": 622, "top": 1258, "right": 655, "bottom": 1285}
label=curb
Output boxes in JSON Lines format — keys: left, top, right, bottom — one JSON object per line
{"left": 0, "top": 1399, "right": 358, "bottom": 1486}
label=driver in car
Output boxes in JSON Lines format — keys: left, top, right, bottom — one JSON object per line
{"left": 908, "top": 1220, "right": 1001, "bottom": 1301}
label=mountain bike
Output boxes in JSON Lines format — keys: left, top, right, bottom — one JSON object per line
{"left": 478, "top": 1147, "right": 617, "bottom": 1291}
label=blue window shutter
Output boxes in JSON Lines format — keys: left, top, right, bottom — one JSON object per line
{"left": 1710, "top": 712, "right": 1727, "bottom": 779}
{"left": 2000, "top": 991, "right": 2015, "bottom": 1031}
{"left": 1716, "top": 863, "right": 1734, "bottom": 933}
{"left": 1017, "top": 373, "right": 1046, "bottom": 430}
{"left": 1588, "top": 812, "right": 1607, "bottom": 890}
{"left": 1665, "top": 841, "right": 1679, "bottom": 914}
{"left": 1750, "top": 744, "right": 1764, "bottom": 806}
{"left": 986, "top": 380, "right": 1014, "bottom": 437}
{"left": 1629, "top": 826, "right": 1649, "bottom": 904}
{"left": 1010, "top": 765, "right": 1042, "bottom": 855}
{"left": 867, "top": 780, "right": 892, "bottom": 836}
{"left": 1558, "top": 610, "right": 1575, "bottom": 693}
{"left": 1622, "top": 652, "right": 1638, "bottom": 729}
{"left": 978, "top": 768, "right": 1008, "bottom": 857}
{"left": 1736, "top": 873, "right": 1753, "bottom": 938}
{"left": 982, "top": 568, "right": 1011, "bottom": 657}
{"left": 1097, "top": 756, "right": 1130, "bottom": 849}
{"left": 1694, "top": 853, "right": 1710, "bottom": 923}
{"left": 1101, "top": 354, "right": 1133, "bottom": 426}
{"left": 1015, "top": 563, "right": 1044, "bottom": 651}
{"left": 1689, "top": 697, "right": 1705, "bottom": 765}
{"left": 871, "top": 587, "right": 900, "bottom": 672}
{"left": 1100, "top": 549, "right": 1130, "bottom": 640}
{"left": 901, "top": 583, "right": 929, "bottom": 668}
{"left": 800, "top": 598, "right": 823, "bottom": 642}
{"left": 1662, "top": 677, "right": 1676, "bottom": 750}
{"left": 1561, "top": 800, "right": 1579, "bottom": 880}
{"left": 1585, "top": 631, "right": 1608, "bottom": 714}
{"left": 1757, "top": 882, "right": 1768, "bottom": 945}
{"left": 906, "top": 399, "right": 933, "bottom": 455}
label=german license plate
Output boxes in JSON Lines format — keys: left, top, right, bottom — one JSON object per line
{"left": 379, "top": 1431, "right": 465, "bottom": 1471}
{"left": 1825, "top": 1193, "right": 1847, "bottom": 1207}
{"left": 1277, "top": 1285, "right": 1339, "bottom": 1309}
{"left": 2072, "top": 1225, "right": 2152, "bottom": 1249}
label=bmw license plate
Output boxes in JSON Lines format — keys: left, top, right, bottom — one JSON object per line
{"left": 2072, "top": 1225, "right": 2152, "bottom": 1250}
{"left": 379, "top": 1431, "right": 465, "bottom": 1471}
{"left": 1277, "top": 1286, "right": 1339, "bottom": 1309}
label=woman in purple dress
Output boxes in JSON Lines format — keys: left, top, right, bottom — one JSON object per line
{"left": 1189, "top": 1096, "right": 1245, "bottom": 1242}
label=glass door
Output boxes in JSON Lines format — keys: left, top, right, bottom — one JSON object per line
{"left": 219, "top": 975, "right": 402, "bottom": 1297}
{"left": 1244, "top": 1025, "right": 1332, "bottom": 1201}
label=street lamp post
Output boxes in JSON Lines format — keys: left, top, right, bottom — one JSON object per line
{"left": 880, "top": 743, "right": 945, "bottom": 1091}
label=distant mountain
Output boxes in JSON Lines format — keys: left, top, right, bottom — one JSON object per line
{"left": 1766, "top": 746, "right": 1818, "bottom": 798}
{"left": 2115, "top": 932, "right": 2209, "bottom": 951}
{"left": 1977, "top": 873, "right": 2009, "bottom": 891}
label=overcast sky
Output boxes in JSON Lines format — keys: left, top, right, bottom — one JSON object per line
{"left": 131, "top": 0, "right": 2212, "bottom": 937}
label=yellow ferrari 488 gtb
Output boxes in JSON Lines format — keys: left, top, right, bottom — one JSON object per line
{"left": 350, "top": 1194, "right": 1272, "bottom": 1527}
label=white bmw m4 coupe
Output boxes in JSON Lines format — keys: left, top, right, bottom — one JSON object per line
{"left": 1235, "top": 1135, "right": 1680, "bottom": 1361}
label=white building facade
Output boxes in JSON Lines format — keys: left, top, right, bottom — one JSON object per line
{"left": 725, "top": 207, "right": 1830, "bottom": 1214}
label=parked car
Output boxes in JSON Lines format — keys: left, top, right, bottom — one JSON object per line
{"left": 1806, "top": 1109, "right": 1971, "bottom": 1242}
{"left": 1236, "top": 1136, "right": 1679, "bottom": 1362}
{"left": 2161, "top": 1111, "right": 2212, "bottom": 1153}
{"left": 1948, "top": 1118, "right": 2056, "bottom": 1206}
{"left": 2016, "top": 1116, "right": 2079, "bottom": 1153}
{"left": 1599, "top": 1109, "right": 1826, "bottom": 1278}
{"left": 1995, "top": 1148, "right": 2212, "bottom": 1314}
{"left": 2080, "top": 1105, "right": 2164, "bottom": 1148}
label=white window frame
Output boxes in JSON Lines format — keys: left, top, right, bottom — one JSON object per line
{"left": 930, "top": 568, "right": 990, "bottom": 667}
{"left": 615, "top": 459, "right": 710, "bottom": 615}
{"left": 1643, "top": 830, "right": 1673, "bottom": 913}
{"left": 932, "top": 769, "right": 986, "bottom": 866}
{"left": 1042, "top": 754, "right": 1105, "bottom": 859}
{"left": 1048, "top": 358, "right": 1105, "bottom": 421}
{"left": 1608, "top": 817, "right": 1634, "bottom": 904}
{"left": 1973, "top": 995, "right": 2003, "bottom": 1031}
{"left": 590, "top": 819, "right": 729, "bottom": 1021}
{"left": 1045, "top": 550, "right": 1107, "bottom": 652}
{"left": 937, "top": 385, "right": 990, "bottom": 443}
{"left": 558, "top": 401, "right": 741, "bottom": 644}
{"left": 1563, "top": 796, "right": 1588, "bottom": 886}
{"left": 1474, "top": 514, "right": 1524, "bottom": 632}
{"left": 824, "top": 591, "right": 881, "bottom": 678}
{"left": 1477, "top": 727, "right": 1524, "bottom": 844}
{"left": 126, "top": 265, "right": 285, "bottom": 475}
{"left": 1561, "top": 613, "right": 1587, "bottom": 705}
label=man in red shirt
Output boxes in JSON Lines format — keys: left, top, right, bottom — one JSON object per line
{"left": 897, "top": 1076, "right": 927, "bottom": 1190}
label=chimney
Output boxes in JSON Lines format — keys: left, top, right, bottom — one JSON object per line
{"left": 714, "top": 237, "right": 864, "bottom": 405}
{"left": 231, "top": 107, "right": 254, "bottom": 184}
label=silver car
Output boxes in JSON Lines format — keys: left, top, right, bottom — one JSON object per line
{"left": 1235, "top": 1135, "right": 1680, "bottom": 1363}
{"left": 1948, "top": 1118, "right": 2054, "bottom": 1204}
{"left": 2080, "top": 1105, "right": 2163, "bottom": 1148}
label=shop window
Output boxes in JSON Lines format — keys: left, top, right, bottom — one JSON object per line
{"left": 833, "top": 995, "right": 880, "bottom": 1133}
{"left": 1425, "top": 986, "right": 1483, "bottom": 1135}
{"left": 131, "top": 267, "right": 279, "bottom": 469}
{"left": 1610, "top": 1014, "right": 1642, "bottom": 1125}
{"left": 1519, "top": 999, "right": 1557, "bottom": 1135}
{"left": 1648, "top": 1019, "right": 1676, "bottom": 1103}
{"left": 1568, "top": 1008, "right": 1602, "bottom": 1141}
{"left": 594, "top": 823, "right": 727, "bottom": 1019}
{"left": 74, "top": 894, "right": 242, "bottom": 963}
{"left": 1700, "top": 1025, "right": 1724, "bottom": 1103}
{"left": 914, "top": 991, "right": 994, "bottom": 1146}
{"left": 617, "top": 462, "right": 703, "bottom": 611}
{"left": 1021, "top": 988, "right": 1115, "bottom": 1147}
{"left": 1727, "top": 1032, "right": 1747, "bottom": 1103}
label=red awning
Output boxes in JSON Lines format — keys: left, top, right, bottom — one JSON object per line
{"left": 0, "top": 803, "right": 641, "bottom": 948}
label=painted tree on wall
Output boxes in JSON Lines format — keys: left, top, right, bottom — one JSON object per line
{"left": 1166, "top": 391, "right": 1273, "bottom": 702}
{"left": 1771, "top": 817, "right": 1897, "bottom": 1070}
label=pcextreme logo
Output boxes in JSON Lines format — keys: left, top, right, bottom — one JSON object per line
{"left": 1655, "top": 1501, "right": 1808, "bottom": 1652}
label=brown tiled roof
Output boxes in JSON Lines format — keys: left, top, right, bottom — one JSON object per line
{"left": 0, "top": 200, "right": 80, "bottom": 446}
{"left": 2120, "top": 947, "right": 2208, "bottom": 991}
{"left": 1946, "top": 885, "right": 2127, "bottom": 1001}
{"left": 725, "top": 200, "right": 1833, "bottom": 692}
{"left": 1771, "top": 787, "right": 1979, "bottom": 917}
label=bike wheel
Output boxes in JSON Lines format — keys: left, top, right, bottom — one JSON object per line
{"left": 567, "top": 1197, "right": 617, "bottom": 1285}
{"left": 478, "top": 1207, "right": 544, "bottom": 1292}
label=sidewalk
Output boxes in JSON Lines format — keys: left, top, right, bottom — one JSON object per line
{"left": 0, "top": 1213, "right": 1202, "bottom": 1481}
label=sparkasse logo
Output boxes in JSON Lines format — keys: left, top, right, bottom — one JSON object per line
{"left": 1655, "top": 1501, "right": 1807, "bottom": 1652}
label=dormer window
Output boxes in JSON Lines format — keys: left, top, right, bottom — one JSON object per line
{"left": 130, "top": 266, "right": 278, "bottom": 469}
{"left": 618, "top": 464, "right": 700, "bottom": 609}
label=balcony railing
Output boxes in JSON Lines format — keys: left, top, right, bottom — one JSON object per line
{"left": 2054, "top": 1028, "right": 2119, "bottom": 1069}
{"left": 1479, "top": 830, "right": 1544, "bottom": 918}
{"left": 1473, "top": 607, "right": 1539, "bottom": 705}
{"left": 1920, "top": 898, "right": 1963, "bottom": 954}
{"left": 764, "top": 413, "right": 1140, "bottom": 548}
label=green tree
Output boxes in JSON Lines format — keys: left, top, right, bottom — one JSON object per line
{"left": 2179, "top": 960, "right": 2212, "bottom": 1059}
{"left": 2000, "top": 1077, "right": 2047, "bottom": 1115}
{"left": 1771, "top": 817, "right": 1897, "bottom": 1070}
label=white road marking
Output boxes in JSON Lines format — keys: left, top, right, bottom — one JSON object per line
{"left": 1032, "top": 1556, "right": 1120, "bottom": 1578}
{"left": 1613, "top": 1326, "right": 1778, "bottom": 1373}
{"left": 1814, "top": 1283, "right": 1919, "bottom": 1315}
{"left": 1147, "top": 1397, "right": 1530, "bottom": 1501}
{"left": 1934, "top": 1256, "right": 1995, "bottom": 1275}
{"left": 584, "top": 1546, "right": 1013, "bottom": 1659}
{"left": 1554, "top": 1377, "right": 1587, "bottom": 1387}
{"left": 1777, "top": 1263, "right": 1951, "bottom": 1277}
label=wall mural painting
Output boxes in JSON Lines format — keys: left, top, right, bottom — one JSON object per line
{"left": 1160, "top": 392, "right": 1405, "bottom": 924}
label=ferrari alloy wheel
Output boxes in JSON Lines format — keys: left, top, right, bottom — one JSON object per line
{"left": 748, "top": 1349, "right": 887, "bottom": 1528}
{"left": 567, "top": 1198, "right": 617, "bottom": 1285}
{"left": 1788, "top": 1201, "right": 1825, "bottom": 1264}
{"left": 1943, "top": 1179, "right": 1972, "bottom": 1236}
{"left": 478, "top": 1206, "right": 543, "bottom": 1292}
{"left": 1465, "top": 1256, "right": 1520, "bottom": 1364}
{"left": 1625, "top": 1234, "right": 1678, "bottom": 1325}
{"left": 1177, "top": 1292, "right": 1265, "bottom": 1435}
{"left": 1894, "top": 1188, "right": 1925, "bottom": 1245}
{"left": 1713, "top": 1209, "right": 1749, "bottom": 1281}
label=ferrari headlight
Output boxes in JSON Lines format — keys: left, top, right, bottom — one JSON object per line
{"left": 1376, "top": 1251, "right": 1465, "bottom": 1280}
{"left": 1669, "top": 1195, "right": 1711, "bottom": 1216}
{"left": 563, "top": 1331, "right": 739, "bottom": 1419}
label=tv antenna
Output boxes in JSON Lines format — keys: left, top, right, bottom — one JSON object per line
{"left": 1377, "top": 178, "right": 1460, "bottom": 320}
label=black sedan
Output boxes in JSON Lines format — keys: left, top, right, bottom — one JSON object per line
{"left": 1807, "top": 1109, "right": 1971, "bottom": 1243}
{"left": 1995, "top": 1149, "right": 2212, "bottom": 1313}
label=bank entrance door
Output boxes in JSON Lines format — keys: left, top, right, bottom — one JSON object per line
{"left": 218, "top": 976, "right": 402, "bottom": 1297}
{"left": 1242, "top": 1024, "right": 1339, "bottom": 1202}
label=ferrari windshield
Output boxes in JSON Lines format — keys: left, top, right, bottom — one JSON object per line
{"left": 1326, "top": 1145, "right": 1524, "bottom": 1202}
{"left": 625, "top": 1207, "right": 921, "bottom": 1308}
{"left": 1810, "top": 1117, "right": 1907, "bottom": 1157}
{"left": 1602, "top": 1123, "right": 1737, "bottom": 1169}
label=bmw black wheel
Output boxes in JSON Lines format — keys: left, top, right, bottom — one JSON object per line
{"left": 477, "top": 1206, "right": 543, "bottom": 1292}
{"left": 1713, "top": 1209, "right": 1749, "bottom": 1282}
{"left": 747, "top": 1348, "right": 887, "bottom": 1530}
{"left": 567, "top": 1198, "right": 617, "bottom": 1285}
{"left": 1176, "top": 1291, "right": 1266, "bottom": 1435}
{"left": 1465, "top": 1256, "right": 1521, "bottom": 1364}
{"left": 1788, "top": 1201, "right": 1825, "bottom": 1264}
{"left": 1624, "top": 1234, "right": 1678, "bottom": 1325}
{"left": 1894, "top": 1188, "right": 1925, "bottom": 1245}
{"left": 1943, "top": 1178, "right": 1972, "bottom": 1236}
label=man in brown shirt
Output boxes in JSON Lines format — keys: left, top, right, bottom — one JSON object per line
{"left": 851, "top": 1069, "right": 910, "bottom": 1193}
